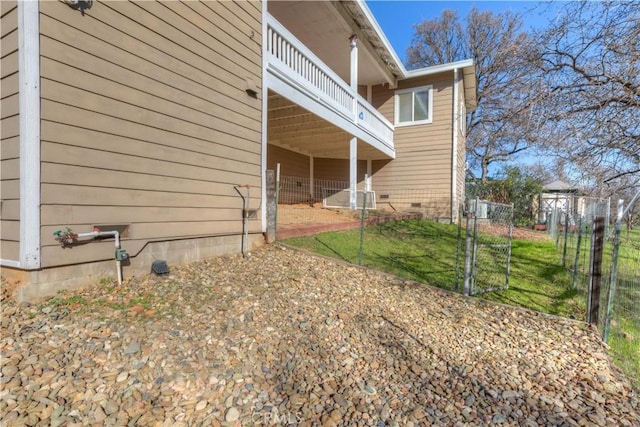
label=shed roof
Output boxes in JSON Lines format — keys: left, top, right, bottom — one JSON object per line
{"left": 543, "top": 180, "right": 577, "bottom": 192}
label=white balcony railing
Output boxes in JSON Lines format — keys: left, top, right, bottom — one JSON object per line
{"left": 265, "top": 14, "right": 394, "bottom": 156}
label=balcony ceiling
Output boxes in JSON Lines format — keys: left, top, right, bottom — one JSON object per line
{"left": 268, "top": 92, "right": 392, "bottom": 161}
{"left": 268, "top": 1, "right": 398, "bottom": 87}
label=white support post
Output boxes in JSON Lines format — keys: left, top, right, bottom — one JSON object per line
{"left": 309, "top": 156, "right": 314, "bottom": 203}
{"left": 18, "top": 0, "right": 41, "bottom": 270}
{"left": 349, "top": 35, "right": 358, "bottom": 210}
{"left": 350, "top": 34, "right": 358, "bottom": 121}
{"left": 350, "top": 138, "right": 358, "bottom": 210}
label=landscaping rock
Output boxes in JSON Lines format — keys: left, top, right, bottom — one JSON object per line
{"left": 1, "top": 245, "right": 638, "bottom": 425}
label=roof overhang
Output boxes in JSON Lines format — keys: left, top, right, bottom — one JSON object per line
{"left": 345, "top": 0, "right": 477, "bottom": 108}
{"left": 404, "top": 59, "right": 477, "bottom": 109}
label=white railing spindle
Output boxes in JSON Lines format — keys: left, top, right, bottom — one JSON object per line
{"left": 266, "top": 14, "right": 394, "bottom": 153}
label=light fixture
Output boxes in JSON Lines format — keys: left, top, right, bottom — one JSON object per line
{"left": 349, "top": 34, "right": 358, "bottom": 48}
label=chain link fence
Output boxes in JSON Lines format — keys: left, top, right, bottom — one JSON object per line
{"left": 549, "top": 197, "right": 611, "bottom": 293}
{"left": 273, "top": 175, "right": 514, "bottom": 298}
{"left": 275, "top": 176, "right": 450, "bottom": 239}
{"left": 547, "top": 193, "right": 639, "bottom": 387}
{"left": 457, "top": 199, "right": 514, "bottom": 296}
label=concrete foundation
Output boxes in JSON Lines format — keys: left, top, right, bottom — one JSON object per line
{"left": 4, "top": 233, "right": 265, "bottom": 302}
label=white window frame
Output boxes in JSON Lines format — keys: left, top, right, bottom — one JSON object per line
{"left": 394, "top": 85, "right": 433, "bottom": 126}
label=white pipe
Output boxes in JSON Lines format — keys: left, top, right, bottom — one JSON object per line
{"left": 76, "top": 230, "right": 122, "bottom": 285}
{"left": 234, "top": 185, "right": 251, "bottom": 258}
{"left": 55, "top": 228, "right": 124, "bottom": 285}
{"left": 116, "top": 260, "right": 123, "bottom": 286}
{"left": 75, "top": 230, "right": 121, "bottom": 249}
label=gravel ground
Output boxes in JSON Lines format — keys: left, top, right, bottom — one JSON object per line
{"left": 1, "top": 244, "right": 638, "bottom": 426}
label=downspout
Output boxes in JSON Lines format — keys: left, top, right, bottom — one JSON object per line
{"left": 451, "top": 68, "right": 460, "bottom": 223}
{"left": 18, "top": 0, "right": 41, "bottom": 270}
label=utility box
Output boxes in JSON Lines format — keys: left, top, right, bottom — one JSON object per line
{"left": 115, "top": 249, "right": 129, "bottom": 261}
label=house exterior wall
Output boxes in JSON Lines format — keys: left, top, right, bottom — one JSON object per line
{"left": 0, "top": 1, "right": 20, "bottom": 263}
{"left": 267, "top": 146, "right": 369, "bottom": 185}
{"left": 370, "top": 72, "right": 455, "bottom": 219}
{"left": 314, "top": 158, "right": 367, "bottom": 183}
{"left": 267, "top": 145, "right": 310, "bottom": 178}
{"left": 36, "top": 0, "right": 263, "bottom": 268}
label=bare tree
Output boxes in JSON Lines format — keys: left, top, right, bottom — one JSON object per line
{"left": 536, "top": 0, "right": 640, "bottom": 195}
{"left": 407, "top": 8, "right": 544, "bottom": 183}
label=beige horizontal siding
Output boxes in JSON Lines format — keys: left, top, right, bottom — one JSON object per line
{"left": 1, "top": 28, "right": 17, "bottom": 55}
{"left": 0, "top": 0, "right": 19, "bottom": 262}
{"left": 39, "top": 1, "right": 262, "bottom": 268}
{"left": 41, "top": 163, "right": 259, "bottom": 203}
{"left": 1, "top": 219, "right": 19, "bottom": 241}
{"left": 1, "top": 199, "right": 19, "bottom": 220}
{"left": 37, "top": 30, "right": 259, "bottom": 124}
{"left": 0, "top": 158, "right": 18, "bottom": 181}
{"left": 267, "top": 145, "right": 310, "bottom": 178}
{"left": 0, "top": 1, "right": 17, "bottom": 16}
{"left": 0, "top": 179, "right": 19, "bottom": 200}
{"left": 1, "top": 72, "right": 18, "bottom": 100}
{"left": 41, "top": 142, "right": 259, "bottom": 187}
{"left": 40, "top": 184, "right": 255, "bottom": 211}
{"left": 1, "top": 136, "right": 19, "bottom": 158}
{"left": 370, "top": 72, "right": 455, "bottom": 218}
{"left": 42, "top": 205, "right": 245, "bottom": 225}
{"left": 39, "top": 1, "right": 259, "bottom": 93}
{"left": 39, "top": 53, "right": 260, "bottom": 137}
{"left": 42, "top": 220, "right": 250, "bottom": 245}
{"left": 42, "top": 120, "right": 259, "bottom": 166}
{"left": 1, "top": 240, "right": 19, "bottom": 260}
{"left": 314, "top": 159, "right": 367, "bottom": 183}
{"left": 40, "top": 79, "right": 260, "bottom": 149}
{"left": 0, "top": 116, "right": 19, "bottom": 138}
{"left": 0, "top": 51, "right": 17, "bottom": 79}
{"left": 1, "top": 92, "right": 18, "bottom": 118}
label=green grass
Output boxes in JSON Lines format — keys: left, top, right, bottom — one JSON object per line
{"left": 558, "top": 225, "right": 639, "bottom": 389}
{"left": 284, "top": 218, "right": 585, "bottom": 319}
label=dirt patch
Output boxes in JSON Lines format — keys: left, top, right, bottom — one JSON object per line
{"left": 476, "top": 223, "right": 552, "bottom": 242}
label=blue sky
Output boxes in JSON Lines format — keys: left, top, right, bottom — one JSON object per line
{"left": 366, "top": 1, "right": 562, "bottom": 176}
{"left": 366, "top": 1, "right": 558, "bottom": 64}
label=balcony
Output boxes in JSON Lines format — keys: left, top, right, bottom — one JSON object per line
{"left": 265, "top": 14, "right": 395, "bottom": 159}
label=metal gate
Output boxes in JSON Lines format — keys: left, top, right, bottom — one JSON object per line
{"left": 458, "top": 198, "right": 514, "bottom": 296}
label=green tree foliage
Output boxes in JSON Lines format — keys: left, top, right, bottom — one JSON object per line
{"left": 467, "top": 167, "right": 543, "bottom": 227}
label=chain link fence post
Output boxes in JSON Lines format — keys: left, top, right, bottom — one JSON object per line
{"left": 358, "top": 187, "right": 368, "bottom": 266}
{"left": 571, "top": 216, "right": 583, "bottom": 290}
{"left": 562, "top": 208, "right": 570, "bottom": 266}
{"left": 603, "top": 199, "right": 624, "bottom": 342}
{"left": 462, "top": 200, "right": 475, "bottom": 297}
{"left": 587, "top": 216, "right": 605, "bottom": 325}
{"left": 505, "top": 203, "right": 514, "bottom": 289}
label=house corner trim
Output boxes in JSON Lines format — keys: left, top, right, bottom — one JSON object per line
{"left": 18, "top": 0, "right": 41, "bottom": 269}
{"left": 451, "top": 68, "right": 460, "bottom": 223}
{"left": 260, "top": 0, "right": 268, "bottom": 232}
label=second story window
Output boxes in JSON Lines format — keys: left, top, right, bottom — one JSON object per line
{"left": 395, "top": 85, "right": 433, "bottom": 126}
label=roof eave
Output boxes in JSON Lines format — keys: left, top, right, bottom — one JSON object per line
{"left": 351, "top": 1, "right": 477, "bottom": 107}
